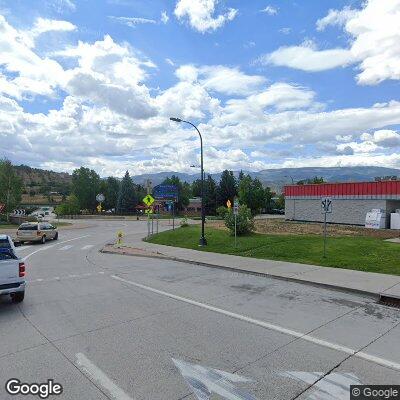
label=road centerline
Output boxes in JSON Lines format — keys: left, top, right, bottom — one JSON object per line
{"left": 111, "top": 274, "right": 400, "bottom": 372}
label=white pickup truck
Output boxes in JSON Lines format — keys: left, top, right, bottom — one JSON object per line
{"left": 0, "top": 235, "right": 25, "bottom": 303}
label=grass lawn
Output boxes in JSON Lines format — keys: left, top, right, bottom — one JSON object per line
{"left": 146, "top": 225, "right": 400, "bottom": 275}
{"left": 0, "top": 224, "right": 18, "bottom": 229}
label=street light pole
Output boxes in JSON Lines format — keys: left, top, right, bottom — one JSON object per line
{"left": 170, "top": 117, "right": 207, "bottom": 246}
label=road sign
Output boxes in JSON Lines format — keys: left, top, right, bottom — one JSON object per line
{"left": 96, "top": 193, "right": 105, "bottom": 202}
{"left": 226, "top": 199, "right": 232, "bottom": 208}
{"left": 145, "top": 208, "right": 154, "bottom": 214}
{"left": 0, "top": 203, "right": 5, "bottom": 213}
{"left": 233, "top": 198, "right": 239, "bottom": 215}
{"left": 153, "top": 184, "right": 178, "bottom": 201}
{"left": 96, "top": 205, "right": 102, "bottom": 213}
{"left": 321, "top": 197, "right": 332, "bottom": 213}
{"left": 143, "top": 194, "right": 155, "bottom": 206}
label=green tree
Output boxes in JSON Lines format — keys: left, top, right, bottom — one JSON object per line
{"left": 224, "top": 205, "right": 254, "bottom": 235}
{"left": 238, "top": 175, "right": 266, "bottom": 215}
{"left": 264, "top": 187, "right": 275, "bottom": 213}
{"left": 162, "top": 175, "right": 190, "bottom": 211}
{"left": 117, "top": 171, "right": 137, "bottom": 213}
{"left": 0, "top": 159, "right": 23, "bottom": 221}
{"left": 275, "top": 193, "right": 285, "bottom": 209}
{"left": 55, "top": 194, "right": 80, "bottom": 216}
{"left": 296, "top": 176, "right": 325, "bottom": 185}
{"left": 72, "top": 167, "right": 100, "bottom": 211}
{"left": 216, "top": 170, "right": 237, "bottom": 207}
{"left": 101, "top": 177, "right": 120, "bottom": 210}
{"left": 191, "top": 174, "right": 217, "bottom": 215}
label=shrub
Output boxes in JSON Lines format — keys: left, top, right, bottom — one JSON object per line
{"left": 216, "top": 206, "right": 228, "bottom": 219}
{"left": 224, "top": 205, "right": 254, "bottom": 235}
{"left": 180, "top": 217, "right": 189, "bottom": 227}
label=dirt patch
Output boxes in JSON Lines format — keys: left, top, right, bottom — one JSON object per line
{"left": 207, "top": 218, "right": 399, "bottom": 239}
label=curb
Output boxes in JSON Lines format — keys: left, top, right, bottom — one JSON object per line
{"left": 100, "top": 244, "right": 384, "bottom": 301}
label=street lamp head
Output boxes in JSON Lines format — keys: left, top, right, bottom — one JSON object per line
{"left": 170, "top": 117, "right": 182, "bottom": 123}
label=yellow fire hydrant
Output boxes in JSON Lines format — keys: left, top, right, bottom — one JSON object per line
{"left": 116, "top": 231, "right": 124, "bottom": 248}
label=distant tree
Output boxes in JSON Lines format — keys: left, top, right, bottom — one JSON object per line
{"left": 216, "top": 170, "right": 237, "bottom": 207}
{"left": 101, "top": 177, "right": 120, "bottom": 210}
{"left": 162, "top": 175, "right": 190, "bottom": 211}
{"left": 264, "top": 187, "right": 275, "bottom": 213}
{"left": 72, "top": 167, "right": 100, "bottom": 211}
{"left": 0, "top": 159, "right": 23, "bottom": 221}
{"left": 238, "top": 175, "right": 266, "bottom": 215}
{"left": 296, "top": 176, "right": 325, "bottom": 185}
{"left": 191, "top": 174, "right": 217, "bottom": 215}
{"left": 55, "top": 194, "right": 80, "bottom": 216}
{"left": 117, "top": 171, "right": 137, "bottom": 213}
{"left": 275, "top": 193, "right": 285, "bottom": 209}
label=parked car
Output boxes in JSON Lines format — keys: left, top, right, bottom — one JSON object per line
{"left": 0, "top": 235, "right": 25, "bottom": 302}
{"left": 16, "top": 222, "right": 59, "bottom": 244}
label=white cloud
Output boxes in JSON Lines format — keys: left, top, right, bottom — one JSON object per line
{"left": 0, "top": 15, "right": 66, "bottom": 99}
{"left": 50, "top": 0, "right": 76, "bottom": 13}
{"left": 108, "top": 16, "right": 157, "bottom": 27}
{"left": 165, "top": 58, "right": 175, "bottom": 66}
{"left": 260, "top": 43, "right": 354, "bottom": 72}
{"left": 279, "top": 27, "right": 291, "bottom": 35}
{"left": 260, "top": 5, "right": 278, "bottom": 15}
{"left": 262, "top": 0, "right": 400, "bottom": 85}
{"left": 31, "top": 17, "right": 76, "bottom": 37}
{"left": 316, "top": 6, "right": 357, "bottom": 31}
{"left": 361, "top": 129, "right": 400, "bottom": 147}
{"left": 175, "top": 64, "right": 266, "bottom": 96}
{"left": 174, "top": 0, "right": 238, "bottom": 33}
{"left": 346, "top": 0, "right": 400, "bottom": 85}
{"left": 161, "top": 11, "right": 169, "bottom": 24}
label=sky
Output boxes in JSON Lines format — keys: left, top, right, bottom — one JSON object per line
{"left": 0, "top": 0, "right": 399, "bottom": 177}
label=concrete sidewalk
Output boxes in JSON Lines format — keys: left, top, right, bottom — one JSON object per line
{"left": 103, "top": 229, "right": 400, "bottom": 300}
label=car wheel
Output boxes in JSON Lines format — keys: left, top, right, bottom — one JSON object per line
{"left": 41, "top": 235, "right": 46, "bottom": 244}
{"left": 54, "top": 232, "right": 58, "bottom": 240}
{"left": 11, "top": 291, "right": 25, "bottom": 303}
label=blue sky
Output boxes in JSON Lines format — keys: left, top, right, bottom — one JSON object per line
{"left": 0, "top": 0, "right": 399, "bottom": 176}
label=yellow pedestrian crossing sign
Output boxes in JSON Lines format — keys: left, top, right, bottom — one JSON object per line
{"left": 143, "top": 194, "right": 155, "bottom": 206}
{"left": 145, "top": 208, "right": 153, "bottom": 214}
{"left": 226, "top": 199, "right": 232, "bottom": 208}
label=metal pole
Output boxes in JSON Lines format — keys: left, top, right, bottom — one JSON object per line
{"left": 324, "top": 213, "right": 327, "bottom": 257}
{"left": 234, "top": 213, "right": 237, "bottom": 248}
{"left": 147, "top": 212, "right": 150, "bottom": 238}
{"left": 156, "top": 206, "right": 159, "bottom": 234}
{"left": 172, "top": 202, "right": 175, "bottom": 231}
{"left": 184, "top": 122, "right": 207, "bottom": 246}
{"left": 151, "top": 213, "right": 154, "bottom": 235}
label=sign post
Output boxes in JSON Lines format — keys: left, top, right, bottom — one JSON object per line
{"left": 321, "top": 197, "right": 332, "bottom": 258}
{"left": 233, "top": 198, "right": 239, "bottom": 248}
{"left": 143, "top": 194, "right": 155, "bottom": 238}
{"left": 96, "top": 194, "right": 105, "bottom": 214}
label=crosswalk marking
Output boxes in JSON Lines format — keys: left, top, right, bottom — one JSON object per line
{"left": 81, "top": 245, "right": 94, "bottom": 250}
{"left": 59, "top": 245, "right": 73, "bottom": 251}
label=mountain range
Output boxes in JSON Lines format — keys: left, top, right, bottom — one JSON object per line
{"left": 132, "top": 166, "right": 400, "bottom": 189}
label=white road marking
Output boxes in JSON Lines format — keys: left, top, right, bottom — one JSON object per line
{"left": 81, "top": 245, "right": 94, "bottom": 250}
{"left": 282, "top": 371, "right": 362, "bottom": 400}
{"left": 22, "top": 235, "right": 90, "bottom": 261}
{"left": 76, "top": 353, "right": 134, "bottom": 400}
{"left": 173, "top": 358, "right": 257, "bottom": 400}
{"left": 59, "top": 245, "right": 73, "bottom": 251}
{"left": 111, "top": 275, "right": 400, "bottom": 372}
{"left": 27, "top": 271, "right": 105, "bottom": 283}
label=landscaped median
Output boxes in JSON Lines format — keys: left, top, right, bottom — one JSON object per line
{"left": 145, "top": 225, "right": 400, "bottom": 276}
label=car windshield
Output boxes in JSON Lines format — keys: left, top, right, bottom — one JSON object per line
{"left": 0, "top": 238, "right": 11, "bottom": 249}
{"left": 18, "top": 224, "right": 38, "bottom": 231}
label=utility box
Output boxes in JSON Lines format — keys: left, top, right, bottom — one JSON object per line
{"left": 391, "top": 211, "right": 400, "bottom": 230}
{"left": 365, "top": 209, "right": 387, "bottom": 229}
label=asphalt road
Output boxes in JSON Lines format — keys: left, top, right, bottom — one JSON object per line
{"left": 1, "top": 219, "right": 399, "bottom": 400}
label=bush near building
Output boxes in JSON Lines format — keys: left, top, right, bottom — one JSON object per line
{"left": 224, "top": 205, "right": 254, "bottom": 235}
